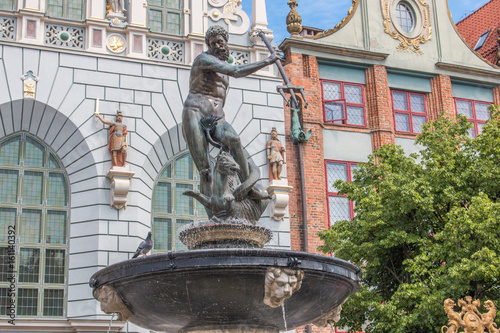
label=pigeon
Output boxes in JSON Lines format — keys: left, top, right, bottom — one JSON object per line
{"left": 131, "top": 231, "right": 153, "bottom": 259}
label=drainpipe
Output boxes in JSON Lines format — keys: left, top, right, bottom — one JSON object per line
{"left": 298, "top": 143, "right": 308, "bottom": 252}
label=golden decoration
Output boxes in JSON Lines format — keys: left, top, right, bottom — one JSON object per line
{"left": 441, "top": 297, "right": 499, "bottom": 333}
{"left": 380, "top": 0, "right": 432, "bottom": 54}
{"left": 286, "top": 0, "right": 302, "bottom": 36}
{"left": 106, "top": 34, "right": 126, "bottom": 53}
{"left": 497, "top": 28, "right": 500, "bottom": 65}
{"left": 312, "top": 0, "right": 359, "bottom": 39}
{"left": 20, "top": 70, "right": 39, "bottom": 99}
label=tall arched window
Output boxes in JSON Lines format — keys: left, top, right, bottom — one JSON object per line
{"left": 151, "top": 153, "right": 207, "bottom": 252}
{"left": 0, "top": 133, "right": 69, "bottom": 318}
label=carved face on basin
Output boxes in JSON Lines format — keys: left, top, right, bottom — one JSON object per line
{"left": 264, "top": 267, "right": 304, "bottom": 308}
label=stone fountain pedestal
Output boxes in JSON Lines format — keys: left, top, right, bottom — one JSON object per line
{"left": 179, "top": 218, "right": 273, "bottom": 249}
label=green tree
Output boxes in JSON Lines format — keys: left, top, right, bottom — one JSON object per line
{"left": 318, "top": 107, "right": 500, "bottom": 333}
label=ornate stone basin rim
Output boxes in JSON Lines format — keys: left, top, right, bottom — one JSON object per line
{"left": 89, "top": 248, "right": 361, "bottom": 289}
{"left": 89, "top": 249, "right": 361, "bottom": 333}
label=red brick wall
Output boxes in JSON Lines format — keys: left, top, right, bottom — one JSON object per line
{"left": 429, "top": 75, "right": 455, "bottom": 120}
{"left": 283, "top": 52, "right": 328, "bottom": 254}
{"left": 365, "top": 65, "right": 395, "bottom": 150}
{"left": 493, "top": 86, "right": 500, "bottom": 105}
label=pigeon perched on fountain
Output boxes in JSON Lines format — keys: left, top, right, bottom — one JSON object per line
{"left": 131, "top": 231, "right": 152, "bottom": 258}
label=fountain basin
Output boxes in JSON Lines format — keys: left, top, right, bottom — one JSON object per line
{"left": 90, "top": 249, "right": 361, "bottom": 333}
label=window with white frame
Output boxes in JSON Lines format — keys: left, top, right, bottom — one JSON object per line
{"left": 325, "top": 161, "right": 359, "bottom": 226}
{"left": 148, "top": 0, "right": 183, "bottom": 35}
{"left": 0, "top": 133, "right": 69, "bottom": 318}
{"left": 455, "top": 98, "right": 491, "bottom": 138}
{"left": 46, "top": 0, "right": 85, "bottom": 21}
{"left": 392, "top": 90, "right": 427, "bottom": 134}
{"left": 322, "top": 80, "right": 366, "bottom": 126}
{"left": 151, "top": 153, "right": 208, "bottom": 252}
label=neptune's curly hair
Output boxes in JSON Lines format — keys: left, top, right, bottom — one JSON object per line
{"left": 205, "top": 25, "right": 229, "bottom": 47}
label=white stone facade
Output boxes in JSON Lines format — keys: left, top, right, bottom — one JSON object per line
{"left": 0, "top": 1, "right": 288, "bottom": 331}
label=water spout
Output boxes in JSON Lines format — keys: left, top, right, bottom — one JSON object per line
{"left": 281, "top": 302, "right": 287, "bottom": 332}
{"left": 107, "top": 314, "right": 114, "bottom": 333}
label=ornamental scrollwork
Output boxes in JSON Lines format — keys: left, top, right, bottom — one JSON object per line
{"left": 441, "top": 297, "right": 499, "bottom": 333}
{"left": 380, "top": 0, "right": 432, "bottom": 54}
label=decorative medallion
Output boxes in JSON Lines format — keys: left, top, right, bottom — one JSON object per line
{"left": 106, "top": 33, "right": 126, "bottom": 53}
{"left": 380, "top": 0, "right": 432, "bottom": 54}
{"left": 20, "top": 70, "right": 39, "bottom": 99}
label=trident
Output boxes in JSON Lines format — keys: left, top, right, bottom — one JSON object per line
{"left": 257, "top": 31, "right": 311, "bottom": 144}
{"left": 257, "top": 31, "right": 308, "bottom": 111}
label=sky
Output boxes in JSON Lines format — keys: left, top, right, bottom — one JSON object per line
{"left": 240, "top": 0, "right": 491, "bottom": 45}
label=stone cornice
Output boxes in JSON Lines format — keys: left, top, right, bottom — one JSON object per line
{"left": 279, "top": 38, "right": 389, "bottom": 61}
{"left": 435, "top": 62, "right": 500, "bottom": 78}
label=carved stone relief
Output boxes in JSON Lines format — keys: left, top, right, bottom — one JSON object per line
{"left": 208, "top": 0, "right": 250, "bottom": 35}
{"left": 263, "top": 267, "right": 304, "bottom": 308}
{"left": 95, "top": 285, "right": 134, "bottom": 321}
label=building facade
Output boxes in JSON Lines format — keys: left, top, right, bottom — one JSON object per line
{"left": 0, "top": 1, "right": 289, "bottom": 332}
{"left": 281, "top": 0, "right": 500, "bottom": 331}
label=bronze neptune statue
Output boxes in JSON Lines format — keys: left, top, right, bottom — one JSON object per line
{"left": 182, "top": 25, "right": 280, "bottom": 207}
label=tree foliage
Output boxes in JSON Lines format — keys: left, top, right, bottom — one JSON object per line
{"left": 318, "top": 107, "right": 500, "bottom": 332}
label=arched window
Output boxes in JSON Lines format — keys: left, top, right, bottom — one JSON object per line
{"left": 46, "top": 0, "right": 85, "bottom": 21}
{"left": 147, "top": 0, "right": 183, "bottom": 35}
{"left": 151, "top": 153, "right": 207, "bottom": 252}
{"left": 0, "top": 133, "right": 69, "bottom": 318}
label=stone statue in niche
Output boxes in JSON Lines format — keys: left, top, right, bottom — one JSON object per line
{"left": 107, "top": 0, "right": 126, "bottom": 17}
{"left": 106, "top": 0, "right": 127, "bottom": 27}
{"left": 182, "top": 25, "right": 279, "bottom": 209}
{"left": 263, "top": 267, "right": 304, "bottom": 308}
{"left": 267, "top": 127, "right": 285, "bottom": 181}
{"left": 94, "top": 285, "right": 134, "bottom": 321}
{"left": 95, "top": 110, "right": 128, "bottom": 167}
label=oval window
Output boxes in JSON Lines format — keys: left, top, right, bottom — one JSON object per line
{"left": 396, "top": 2, "right": 414, "bottom": 33}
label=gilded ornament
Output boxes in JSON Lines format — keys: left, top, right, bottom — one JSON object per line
{"left": 313, "top": 0, "right": 359, "bottom": 39}
{"left": 106, "top": 34, "right": 126, "bottom": 53}
{"left": 380, "top": 0, "right": 432, "bottom": 54}
{"left": 441, "top": 297, "right": 499, "bottom": 333}
{"left": 20, "top": 70, "right": 39, "bottom": 99}
{"left": 286, "top": 0, "right": 302, "bottom": 36}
